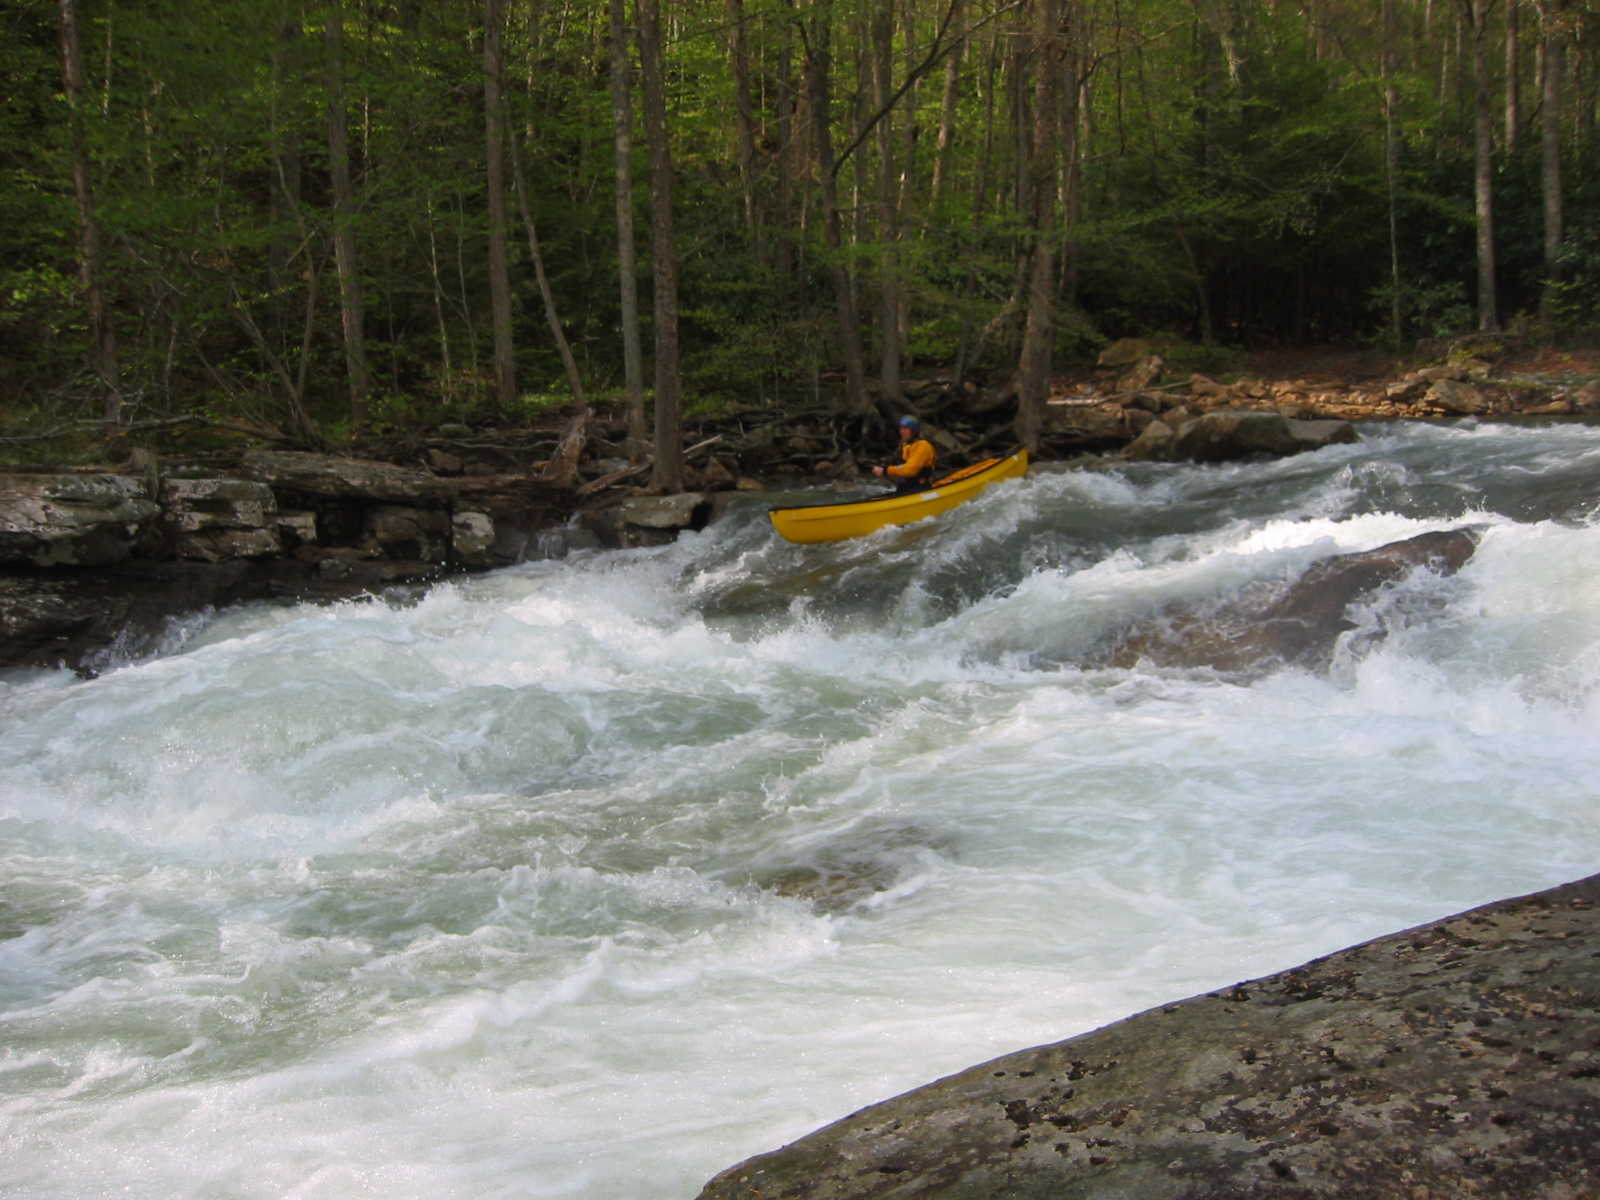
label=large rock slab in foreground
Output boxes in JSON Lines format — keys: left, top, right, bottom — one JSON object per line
{"left": 700, "top": 873, "right": 1600, "bottom": 1199}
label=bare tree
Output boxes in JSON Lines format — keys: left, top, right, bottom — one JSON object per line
{"left": 638, "top": 0, "right": 684, "bottom": 491}
{"left": 1015, "top": 0, "right": 1062, "bottom": 455}
{"left": 508, "top": 132, "right": 587, "bottom": 408}
{"left": 727, "top": 0, "right": 762, "bottom": 257}
{"left": 1383, "top": 0, "right": 1404, "bottom": 345}
{"left": 930, "top": 0, "right": 965, "bottom": 210}
{"left": 873, "top": 0, "right": 902, "bottom": 408}
{"left": 802, "top": 2, "right": 871, "bottom": 416}
{"left": 1461, "top": 0, "right": 1499, "bottom": 331}
{"left": 484, "top": 0, "right": 518, "bottom": 409}
{"left": 1538, "top": 0, "right": 1565, "bottom": 330}
{"left": 58, "top": 0, "right": 122, "bottom": 425}
{"left": 611, "top": 0, "right": 648, "bottom": 454}
{"left": 1505, "top": 0, "right": 1521, "bottom": 150}
{"left": 325, "top": 0, "right": 371, "bottom": 428}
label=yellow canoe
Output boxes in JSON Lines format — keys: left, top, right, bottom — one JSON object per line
{"left": 768, "top": 449, "right": 1029, "bottom": 544}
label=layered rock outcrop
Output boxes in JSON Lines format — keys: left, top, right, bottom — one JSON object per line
{"left": 699, "top": 872, "right": 1600, "bottom": 1199}
{"left": 0, "top": 453, "right": 576, "bottom": 671}
{"left": 0, "top": 447, "right": 735, "bottom": 671}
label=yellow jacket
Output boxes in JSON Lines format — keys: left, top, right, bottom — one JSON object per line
{"left": 887, "top": 437, "right": 936, "bottom": 481}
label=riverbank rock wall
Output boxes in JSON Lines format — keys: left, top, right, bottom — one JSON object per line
{"left": 699, "top": 872, "right": 1600, "bottom": 1200}
{"left": 6, "top": 346, "right": 1597, "bottom": 674}
{"left": 0, "top": 453, "right": 578, "bottom": 672}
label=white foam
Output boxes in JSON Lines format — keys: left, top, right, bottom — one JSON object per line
{"left": 3, "top": 422, "right": 1599, "bottom": 1198}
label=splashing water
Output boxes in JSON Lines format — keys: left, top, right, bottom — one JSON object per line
{"left": 3, "top": 419, "right": 1599, "bottom": 1199}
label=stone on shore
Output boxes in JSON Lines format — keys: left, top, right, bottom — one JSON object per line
{"left": 699, "top": 872, "right": 1600, "bottom": 1199}
{"left": 1123, "top": 410, "right": 1358, "bottom": 463}
{"left": 0, "top": 473, "right": 160, "bottom": 566}
{"left": 0, "top": 455, "right": 581, "bottom": 671}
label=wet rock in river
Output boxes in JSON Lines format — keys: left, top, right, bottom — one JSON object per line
{"left": 698, "top": 872, "right": 1600, "bottom": 1199}
{"left": 1107, "top": 528, "right": 1482, "bottom": 675}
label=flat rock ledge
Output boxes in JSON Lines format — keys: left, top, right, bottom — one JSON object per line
{"left": 699, "top": 873, "right": 1600, "bottom": 1200}
{"left": 0, "top": 453, "right": 727, "bottom": 672}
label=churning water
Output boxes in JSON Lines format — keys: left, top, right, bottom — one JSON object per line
{"left": 3, "top": 419, "right": 1599, "bottom": 1198}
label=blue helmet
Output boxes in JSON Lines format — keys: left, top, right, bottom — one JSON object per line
{"left": 899, "top": 415, "right": 921, "bottom": 433}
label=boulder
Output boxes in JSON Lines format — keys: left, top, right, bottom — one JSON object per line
{"left": 1122, "top": 416, "right": 1180, "bottom": 461}
{"left": 451, "top": 511, "right": 497, "bottom": 567}
{"left": 1123, "top": 411, "right": 1357, "bottom": 464}
{"left": 1107, "top": 528, "right": 1482, "bottom": 674}
{"left": 1044, "top": 401, "right": 1149, "bottom": 447}
{"left": 1115, "top": 354, "right": 1165, "bottom": 394}
{"left": 239, "top": 450, "right": 451, "bottom": 503}
{"left": 578, "top": 492, "right": 714, "bottom": 549}
{"left": 616, "top": 492, "right": 712, "bottom": 531}
{"left": 0, "top": 474, "right": 160, "bottom": 566}
{"left": 276, "top": 511, "right": 318, "bottom": 549}
{"left": 448, "top": 474, "right": 579, "bottom": 565}
{"left": 426, "top": 448, "right": 465, "bottom": 475}
{"left": 363, "top": 505, "right": 449, "bottom": 563}
{"left": 1425, "top": 378, "right": 1492, "bottom": 415}
{"left": 160, "top": 477, "right": 281, "bottom": 562}
{"left": 1188, "top": 374, "right": 1234, "bottom": 400}
{"left": 699, "top": 871, "right": 1600, "bottom": 1200}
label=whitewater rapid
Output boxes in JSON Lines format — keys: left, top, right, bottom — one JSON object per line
{"left": 2, "top": 419, "right": 1598, "bottom": 1198}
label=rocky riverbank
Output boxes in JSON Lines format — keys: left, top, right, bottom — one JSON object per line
{"left": 699, "top": 872, "right": 1600, "bottom": 1200}
{"left": 0, "top": 449, "right": 734, "bottom": 673}
{"left": 5, "top": 342, "right": 1598, "bottom": 673}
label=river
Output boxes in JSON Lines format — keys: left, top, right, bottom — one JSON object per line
{"left": 2, "top": 418, "right": 1598, "bottom": 1198}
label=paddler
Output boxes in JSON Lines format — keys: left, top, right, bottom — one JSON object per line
{"left": 872, "top": 416, "right": 936, "bottom": 493}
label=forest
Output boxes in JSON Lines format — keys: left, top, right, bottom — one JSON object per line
{"left": 8, "top": 0, "right": 1600, "bottom": 484}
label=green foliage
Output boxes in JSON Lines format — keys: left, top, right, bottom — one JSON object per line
{"left": 6, "top": 0, "right": 1585, "bottom": 439}
{"left": 1548, "top": 226, "right": 1600, "bottom": 336}
{"left": 1144, "top": 334, "right": 1246, "bottom": 378}
{"left": 1366, "top": 279, "right": 1474, "bottom": 344}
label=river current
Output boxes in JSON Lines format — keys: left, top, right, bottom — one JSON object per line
{"left": 3, "top": 419, "right": 1599, "bottom": 1198}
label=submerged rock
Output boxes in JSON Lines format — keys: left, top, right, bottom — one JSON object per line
{"left": 1107, "top": 528, "right": 1482, "bottom": 674}
{"left": 698, "top": 872, "right": 1600, "bottom": 1199}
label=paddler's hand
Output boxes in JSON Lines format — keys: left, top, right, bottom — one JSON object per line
{"left": 872, "top": 465, "right": 885, "bottom": 477}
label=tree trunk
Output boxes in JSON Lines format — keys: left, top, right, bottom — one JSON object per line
{"left": 325, "top": 0, "right": 371, "bottom": 429}
{"left": 874, "top": 1, "right": 901, "bottom": 409}
{"left": 1467, "top": 0, "right": 1499, "bottom": 331}
{"left": 638, "top": 0, "right": 684, "bottom": 491}
{"left": 483, "top": 0, "right": 517, "bottom": 410}
{"left": 774, "top": 18, "right": 796, "bottom": 286}
{"left": 1539, "top": 0, "right": 1565, "bottom": 331}
{"left": 610, "top": 0, "right": 648, "bottom": 455}
{"left": 727, "top": 0, "right": 761, "bottom": 258}
{"left": 805, "top": 4, "right": 870, "bottom": 416}
{"left": 1058, "top": 12, "right": 1082, "bottom": 306}
{"left": 58, "top": 0, "right": 122, "bottom": 426}
{"left": 1383, "top": 0, "right": 1404, "bottom": 345}
{"left": 1015, "top": 0, "right": 1062, "bottom": 456}
{"left": 1506, "top": 0, "right": 1521, "bottom": 151}
{"left": 930, "top": 0, "right": 964, "bottom": 211}
{"left": 954, "top": 19, "right": 1004, "bottom": 382}
{"left": 425, "top": 199, "right": 454, "bottom": 407}
{"left": 269, "top": 9, "right": 304, "bottom": 354}
{"left": 508, "top": 131, "right": 587, "bottom": 408}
